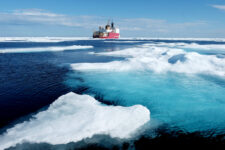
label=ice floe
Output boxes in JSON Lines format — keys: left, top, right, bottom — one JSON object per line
{"left": 0, "top": 92, "right": 150, "bottom": 150}
{"left": 71, "top": 45, "right": 225, "bottom": 76}
{"left": 0, "top": 45, "right": 93, "bottom": 53}
{"left": 0, "top": 37, "right": 91, "bottom": 43}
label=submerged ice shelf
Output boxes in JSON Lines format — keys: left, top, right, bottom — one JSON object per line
{"left": 0, "top": 92, "right": 150, "bottom": 150}
{"left": 66, "top": 71, "right": 225, "bottom": 133}
{"left": 68, "top": 42, "right": 225, "bottom": 134}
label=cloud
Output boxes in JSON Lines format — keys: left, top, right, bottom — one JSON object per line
{"left": 0, "top": 9, "right": 221, "bottom": 37}
{"left": 212, "top": 5, "right": 225, "bottom": 11}
{"left": 0, "top": 9, "right": 206, "bottom": 30}
{"left": 117, "top": 18, "right": 206, "bottom": 34}
{"left": 13, "top": 9, "right": 64, "bottom": 17}
{"left": 0, "top": 9, "right": 83, "bottom": 27}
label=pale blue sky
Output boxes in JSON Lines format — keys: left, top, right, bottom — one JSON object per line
{"left": 0, "top": 0, "right": 225, "bottom": 37}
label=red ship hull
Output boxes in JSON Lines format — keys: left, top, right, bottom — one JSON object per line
{"left": 99, "top": 32, "right": 120, "bottom": 39}
{"left": 93, "top": 32, "right": 120, "bottom": 39}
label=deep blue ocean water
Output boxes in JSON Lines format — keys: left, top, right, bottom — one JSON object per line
{"left": 0, "top": 38, "right": 225, "bottom": 149}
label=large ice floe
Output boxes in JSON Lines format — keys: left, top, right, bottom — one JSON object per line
{"left": 121, "top": 37, "right": 225, "bottom": 42}
{"left": 0, "top": 92, "right": 150, "bottom": 150}
{"left": 0, "top": 45, "right": 93, "bottom": 53}
{"left": 71, "top": 44, "right": 225, "bottom": 76}
{"left": 142, "top": 42, "right": 225, "bottom": 50}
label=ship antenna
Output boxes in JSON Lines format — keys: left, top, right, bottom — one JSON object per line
{"left": 111, "top": 20, "right": 114, "bottom": 28}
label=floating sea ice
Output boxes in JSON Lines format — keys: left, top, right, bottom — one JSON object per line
{"left": 72, "top": 45, "right": 225, "bottom": 76}
{"left": 0, "top": 45, "right": 93, "bottom": 53}
{"left": 0, "top": 92, "right": 150, "bottom": 150}
{"left": 143, "top": 42, "right": 225, "bottom": 50}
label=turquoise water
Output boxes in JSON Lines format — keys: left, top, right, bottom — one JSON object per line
{"left": 66, "top": 70, "right": 225, "bottom": 134}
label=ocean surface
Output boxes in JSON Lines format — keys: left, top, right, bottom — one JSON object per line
{"left": 0, "top": 37, "right": 225, "bottom": 149}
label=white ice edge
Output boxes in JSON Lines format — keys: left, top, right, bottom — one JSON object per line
{"left": 0, "top": 45, "right": 93, "bottom": 53}
{"left": 0, "top": 92, "right": 150, "bottom": 150}
{"left": 142, "top": 43, "right": 225, "bottom": 50}
{"left": 0, "top": 37, "right": 92, "bottom": 42}
{"left": 120, "top": 37, "right": 225, "bottom": 42}
{"left": 1, "top": 37, "right": 225, "bottom": 42}
{"left": 71, "top": 44, "right": 225, "bottom": 76}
